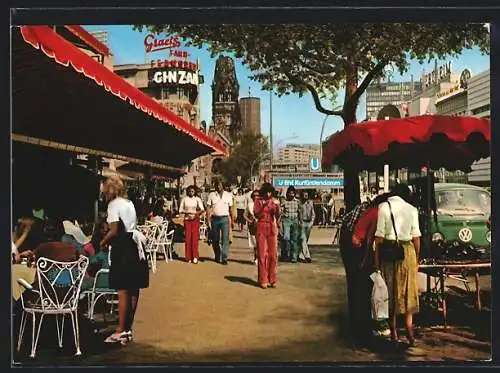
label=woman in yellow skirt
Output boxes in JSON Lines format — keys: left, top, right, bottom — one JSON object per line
{"left": 374, "top": 184, "right": 421, "bottom": 346}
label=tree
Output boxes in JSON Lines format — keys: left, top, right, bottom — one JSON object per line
{"left": 134, "top": 23, "right": 489, "bottom": 210}
{"left": 219, "top": 130, "right": 270, "bottom": 187}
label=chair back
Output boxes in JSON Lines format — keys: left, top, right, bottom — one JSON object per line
{"left": 34, "top": 255, "right": 89, "bottom": 312}
{"left": 153, "top": 221, "right": 170, "bottom": 245}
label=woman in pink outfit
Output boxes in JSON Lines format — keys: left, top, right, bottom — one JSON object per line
{"left": 253, "top": 183, "right": 281, "bottom": 289}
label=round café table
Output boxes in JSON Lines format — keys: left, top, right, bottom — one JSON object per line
{"left": 12, "top": 264, "right": 36, "bottom": 301}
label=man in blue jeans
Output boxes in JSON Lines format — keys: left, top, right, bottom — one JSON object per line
{"left": 207, "top": 181, "right": 234, "bottom": 265}
{"left": 280, "top": 186, "right": 300, "bottom": 262}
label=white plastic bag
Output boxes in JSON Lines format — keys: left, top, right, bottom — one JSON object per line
{"left": 370, "top": 271, "right": 389, "bottom": 320}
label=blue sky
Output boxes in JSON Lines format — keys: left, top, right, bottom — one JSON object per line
{"left": 84, "top": 25, "right": 490, "bottom": 148}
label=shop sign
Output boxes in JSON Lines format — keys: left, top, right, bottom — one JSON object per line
{"left": 436, "top": 83, "right": 464, "bottom": 101}
{"left": 273, "top": 177, "right": 344, "bottom": 188}
{"left": 144, "top": 34, "right": 181, "bottom": 53}
{"left": 150, "top": 70, "right": 199, "bottom": 85}
{"left": 150, "top": 59, "right": 198, "bottom": 71}
{"left": 420, "top": 61, "right": 452, "bottom": 88}
{"left": 169, "top": 49, "right": 190, "bottom": 58}
{"left": 459, "top": 68, "right": 472, "bottom": 89}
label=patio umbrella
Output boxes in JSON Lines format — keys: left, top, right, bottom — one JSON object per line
{"left": 322, "top": 115, "right": 490, "bottom": 172}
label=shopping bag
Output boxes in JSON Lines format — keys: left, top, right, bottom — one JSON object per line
{"left": 370, "top": 271, "right": 389, "bottom": 320}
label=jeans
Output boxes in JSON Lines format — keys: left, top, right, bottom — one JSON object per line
{"left": 281, "top": 218, "right": 299, "bottom": 261}
{"left": 211, "top": 216, "right": 230, "bottom": 262}
{"left": 299, "top": 221, "right": 313, "bottom": 260}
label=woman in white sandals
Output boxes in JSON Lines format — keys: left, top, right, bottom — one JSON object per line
{"left": 100, "top": 176, "right": 149, "bottom": 345}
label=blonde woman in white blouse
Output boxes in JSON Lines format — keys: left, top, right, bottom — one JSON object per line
{"left": 179, "top": 185, "right": 205, "bottom": 264}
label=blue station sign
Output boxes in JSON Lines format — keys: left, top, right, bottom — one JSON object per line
{"left": 273, "top": 177, "right": 344, "bottom": 188}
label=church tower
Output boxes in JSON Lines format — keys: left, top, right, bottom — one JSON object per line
{"left": 211, "top": 56, "right": 242, "bottom": 142}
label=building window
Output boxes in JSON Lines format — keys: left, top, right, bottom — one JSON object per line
{"left": 472, "top": 104, "right": 490, "bottom": 115}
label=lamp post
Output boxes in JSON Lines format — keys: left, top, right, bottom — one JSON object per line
{"left": 319, "top": 114, "right": 329, "bottom": 172}
{"left": 250, "top": 159, "right": 258, "bottom": 190}
{"left": 269, "top": 90, "right": 273, "bottom": 173}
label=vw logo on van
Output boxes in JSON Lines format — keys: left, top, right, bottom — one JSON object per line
{"left": 458, "top": 227, "right": 473, "bottom": 243}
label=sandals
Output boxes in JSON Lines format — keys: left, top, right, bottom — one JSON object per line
{"left": 105, "top": 331, "right": 132, "bottom": 345}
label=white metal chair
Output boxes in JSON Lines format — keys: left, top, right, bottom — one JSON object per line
{"left": 16, "top": 255, "right": 89, "bottom": 358}
{"left": 81, "top": 268, "right": 117, "bottom": 322}
{"left": 138, "top": 222, "right": 160, "bottom": 272}
{"left": 199, "top": 217, "right": 208, "bottom": 241}
{"left": 150, "top": 221, "right": 175, "bottom": 263}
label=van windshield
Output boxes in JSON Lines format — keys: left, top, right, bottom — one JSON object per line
{"left": 436, "top": 189, "right": 491, "bottom": 216}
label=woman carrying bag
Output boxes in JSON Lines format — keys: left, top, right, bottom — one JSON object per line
{"left": 373, "top": 184, "right": 421, "bottom": 347}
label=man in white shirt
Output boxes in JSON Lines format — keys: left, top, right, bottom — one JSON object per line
{"left": 206, "top": 181, "right": 234, "bottom": 264}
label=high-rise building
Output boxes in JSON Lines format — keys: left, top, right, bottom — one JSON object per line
{"left": 408, "top": 60, "right": 458, "bottom": 116}
{"left": 272, "top": 144, "right": 320, "bottom": 173}
{"left": 366, "top": 80, "right": 422, "bottom": 120}
{"left": 239, "top": 97, "right": 261, "bottom": 135}
{"left": 113, "top": 33, "right": 205, "bottom": 187}
{"left": 114, "top": 60, "right": 202, "bottom": 127}
{"left": 467, "top": 69, "right": 490, "bottom": 187}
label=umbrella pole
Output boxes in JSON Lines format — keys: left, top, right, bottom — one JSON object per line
{"left": 425, "top": 164, "right": 433, "bottom": 259}
{"left": 383, "top": 164, "right": 390, "bottom": 192}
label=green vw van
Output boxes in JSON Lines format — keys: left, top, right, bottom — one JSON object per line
{"left": 430, "top": 183, "right": 491, "bottom": 247}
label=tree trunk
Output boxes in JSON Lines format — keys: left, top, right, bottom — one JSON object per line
{"left": 342, "top": 63, "right": 361, "bottom": 212}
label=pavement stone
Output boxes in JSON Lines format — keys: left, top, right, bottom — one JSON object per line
{"left": 12, "top": 227, "right": 491, "bottom": 365}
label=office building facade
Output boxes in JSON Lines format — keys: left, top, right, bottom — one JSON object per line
{"left": 239, "top": 97, "right": 261, "bottom": 135}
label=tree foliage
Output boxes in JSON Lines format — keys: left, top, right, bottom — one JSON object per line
{"left": 134, "top": 23, "right": 489, "bottom": 208}
{"left": 135, "top": 23, "right": 488, "bottom": 119}
{"left": 219, "top": 131, "right": 270, "bottom": 187}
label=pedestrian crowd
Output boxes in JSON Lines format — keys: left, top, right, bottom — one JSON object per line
{"left": 13, "top": 175, "right": 420, "bottom": 351}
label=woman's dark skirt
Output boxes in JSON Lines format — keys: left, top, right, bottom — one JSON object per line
{"left": 237, "top": 209, "right": 245, "bottom": 225}
{"left": 109, "top": 232, "right": 149, "bottom": 290}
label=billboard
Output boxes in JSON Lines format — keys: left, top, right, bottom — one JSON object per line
{"left": 273, "top": 177, "right": 344, "bottom": 188}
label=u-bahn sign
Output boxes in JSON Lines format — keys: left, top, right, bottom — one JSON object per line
{"left": 310, "top": 157, "right": 321, "bottom": 172}
{"left": 273, "top": 177, "right": 344, "bottom": 188}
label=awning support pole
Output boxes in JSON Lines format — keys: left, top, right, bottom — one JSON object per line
{"left": 384, "top": 164, "right": 390, "bottom": 193}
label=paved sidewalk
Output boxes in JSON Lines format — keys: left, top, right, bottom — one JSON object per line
{"left": 13, "top": 227, "right": 491, "bottom": 365}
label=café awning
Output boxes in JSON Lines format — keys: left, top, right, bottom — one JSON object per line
{"left": 12, "top": 25, "right": 228, "bottom": 171}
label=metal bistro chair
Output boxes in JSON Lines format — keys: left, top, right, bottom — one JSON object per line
{"left": 138, "top": 222, "right": 160, "bottom": 273}
{"left": 199, "top": 216, "right": 208, "bottom": 241}
{"left": 82, "top": 268, "right": 117, "bottom": 323}
{"left": 16, "top": 255, "right": 89, "bottom": 358}
{"left": 151, "top": 221, "right": 175, "bottom": 264}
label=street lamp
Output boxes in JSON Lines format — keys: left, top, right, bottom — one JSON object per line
{"left": 319, "top": 114, "right": 329, "bottom": 171}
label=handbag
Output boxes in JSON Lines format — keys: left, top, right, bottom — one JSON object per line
{"left": 248, "top": 220, "right": 257, "bottom": 235}
{"left": 379, "top": 201, "right": 405, "bottom": 262}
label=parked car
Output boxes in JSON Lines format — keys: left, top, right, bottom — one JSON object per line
{"left": 430, "top": 183, "right": 491, "bottom": 248}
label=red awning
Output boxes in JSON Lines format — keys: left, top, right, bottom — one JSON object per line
{"left": 14, "top": 25, "right": 227, "bottom": 166}
{"left": 322, "top": 115, "right": 490, "bottom": 172}
{"left": 63, "top": 25, "right": 111, "bottom": 56}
